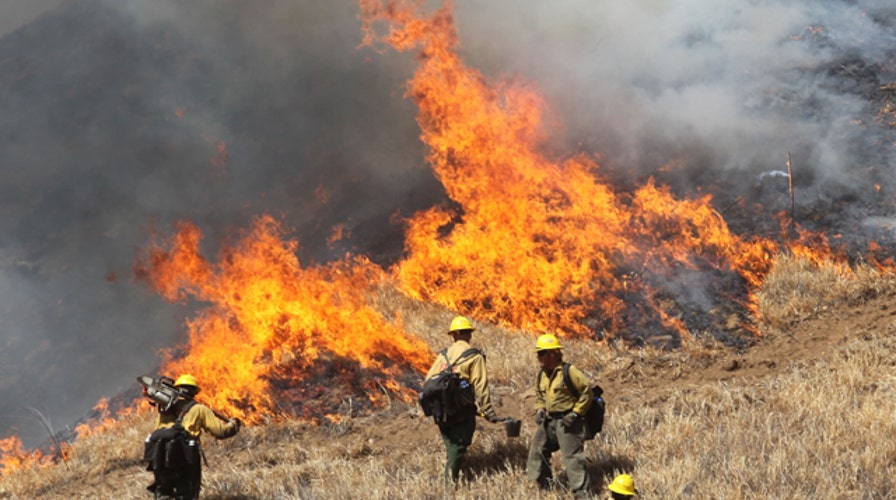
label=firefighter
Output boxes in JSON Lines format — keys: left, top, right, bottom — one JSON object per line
{"left": 606, "top": 473, "right": 638, "bottom": 499}
{"left": 526, "top": 334, "right": 593, "bottom": 499}
{"left": 147, "top": 374, "right": 241, "bottom": 500}
{"left": 424, "top": 315, "right": 500, "bottom": 483}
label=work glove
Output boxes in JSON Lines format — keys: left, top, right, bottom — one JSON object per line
{"left": 561, "top": 412, "right": 579, "bottom": 429}
{"left": 228, "top": 418, "right": 242, "bottom": 430}
{"left": 534, "top": 408, "right": 546, "bottom": 425}
{"left": 483, "top": 410, "right": 500, "bottom": 423}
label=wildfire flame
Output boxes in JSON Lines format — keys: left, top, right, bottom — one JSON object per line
{"left": 359, "top": 0, "right": 800, "bottom": 340}
{"left": 0, "top": 436, "right": 46, "bottom": 477}
{"left": 134, "top": 215, "right": 431, "bottom": 422}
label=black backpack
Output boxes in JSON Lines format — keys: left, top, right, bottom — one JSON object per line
{"left": 558, "top": 363, "right": 605, "bottom": 440}
{"left": 419, "top": 348, "right": 481, "bottom": 425}
{"left": 144, "top": 400, "right": 201, "bottom": 478}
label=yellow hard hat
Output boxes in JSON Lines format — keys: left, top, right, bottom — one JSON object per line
{"left": 448, "top": 315, "right": 475, "bottom": 333}
{"left": 174, "top": 374, "right": 199, "bottom": 390}
{"left": 608, "top": 473, "right": 637, "bottom": 496}
{"left": 535, "top": 334, "right": 563, "bottom": 351}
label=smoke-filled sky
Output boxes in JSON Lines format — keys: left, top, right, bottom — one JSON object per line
{"left": 0, "top": 0, "right": 68, "bottom": 38}
{"left": 1, "top": 0, "right": 894, "bottom": 447}
{"left": 456, "top": 1, "right": 896, "bottom": 189}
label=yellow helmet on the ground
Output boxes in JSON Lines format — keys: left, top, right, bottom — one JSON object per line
{"left": 174, "top": 374, "right": 199, "bottom": 390}
{"left": 448, "top": 315, "right": 475, "bottom": 333}
{"left": 535, "top": 334, "right": 563, "bottom": 351}
{"left": 608, "top": 473, "right": 637, "bottom": 496}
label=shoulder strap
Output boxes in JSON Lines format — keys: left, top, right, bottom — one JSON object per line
{"left": 445, "top": 348, "right": 483, "bottom": 370}
{"left": 562, "top": 363, "right": 580, "bottom": 400}
{"left": 174, "top": 399, "right": 208, "bottom": 466}
{"left": 176, "top": 400, "right": 197, "bottom": 425}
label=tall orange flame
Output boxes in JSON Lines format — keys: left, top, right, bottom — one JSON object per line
{"left": 360, "top": 0, "right": 787, "bottom": 340}
{"left": 135, "top": 215, "right": 431, "bottom": 421}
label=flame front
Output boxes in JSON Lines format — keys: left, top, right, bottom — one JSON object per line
{"left": 135, "top": 215, "right": 431, "bottom": 421}
{"left": 0, "top": 437, "right": 43, "bottom": 477}
{"left": 359, "top": 0, "right": 788, "bottom": 339}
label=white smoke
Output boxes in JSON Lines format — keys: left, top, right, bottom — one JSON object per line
{"left": 454, "top": 0, "right": 895, "bottom": 185}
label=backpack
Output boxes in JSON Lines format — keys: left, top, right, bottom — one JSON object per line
{"left": 419, "top": 348, "right": 481, "bottom": 425}
{"left": 143, "top": 400, "right": 201, "bottom": 479}
{"left": 559, "top": 363, "right": 605, "bottom": 440}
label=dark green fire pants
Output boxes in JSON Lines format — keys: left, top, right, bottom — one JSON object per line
{"left": 438, "top": 415, "right": 477, "bottom": 483}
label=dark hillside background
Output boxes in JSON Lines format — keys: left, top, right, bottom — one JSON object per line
{"left": 0, "top": 0, "right": 437, "bottom": 447}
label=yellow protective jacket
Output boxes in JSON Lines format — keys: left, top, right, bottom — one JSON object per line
{"left": 155, "top": 399, "right": 239, "bottom": 440}
{"left": 535, "top": 363, "right": 593, "bottom": 416}
{"left": 425, "top": 339, "right": 496, "bottom": 419}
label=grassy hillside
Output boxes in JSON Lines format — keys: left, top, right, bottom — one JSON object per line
{"left": 2, "top": 255, "right": 896, "bottom": 498}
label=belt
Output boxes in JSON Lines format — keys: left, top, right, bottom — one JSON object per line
{"left": 548, "top": 410, "right": 571, "bottom": 419}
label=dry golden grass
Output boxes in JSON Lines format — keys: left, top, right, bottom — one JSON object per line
{"left": 756, "top": 253, "right": 896, "bottom": 330}
{"left": 608, "top": 328, "right": 896, "bottom": 497}
{"left": 3, "top": 255, "right": 896, "bottom": 498}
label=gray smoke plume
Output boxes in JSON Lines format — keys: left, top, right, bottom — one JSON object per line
{"left": 1, "top": 0, "right": 894, "bottom": 447}
{"left": 459, "top": 1, "right": 894, "bottom": 170}
{"left": 0, "top": 0, "right": 433, "bottom": 448}
{"left": 0, "top": 0, "right": 67, "bottom": 38}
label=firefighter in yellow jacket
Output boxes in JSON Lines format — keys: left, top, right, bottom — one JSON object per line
{"left": 148, "top": 374, "right": 240, "bottom": 500}
{"left": 424, "top": 316, "right": 500, "bottom": 483}
{"left": 526, "top": 334, "right": 593, "bottom": 498}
